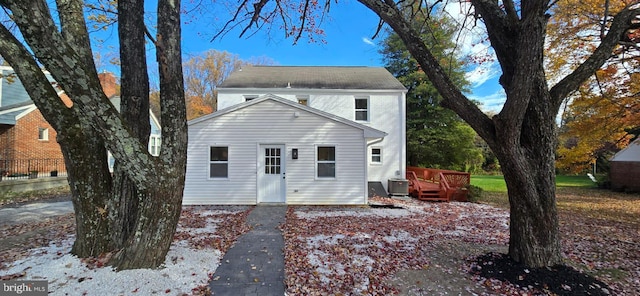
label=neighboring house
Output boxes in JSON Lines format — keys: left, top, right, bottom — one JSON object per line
{"left": 183, "top": 66, "right": 407, "bottom": 205}
{"left": 0, "top": 66, "right": 65, "bottom": 174}
{"left": 609, "top": 138, "right": 640, "bottom": 192}
{"left": 0, "top": 66, "right": 160, "bottom": 174}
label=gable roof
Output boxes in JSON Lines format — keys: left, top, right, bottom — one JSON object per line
{"left": 218, "top": 66, "right": 406, "bottom": 91}
{"left": 0, "top": 101, "right": 37, "bottom": 125}
{"left": 189, "top": 94, "right": 387, "bottom": 138}
{"left": 610, "top": 138, "right": 640, "bottom": 162}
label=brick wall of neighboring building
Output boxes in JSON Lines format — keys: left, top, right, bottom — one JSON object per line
{"left": 610, "top": 161, "right": 640, "bottom": 192}
{"left": 99, "top": 72, "right": 118, "bottom": 98}
{"left": 0, "top": 72, "right": 116, "bottom": 175}
{"left": 14, "top": 109, "right": 62, "bottom": 159}
{"left": 11, "top": 109, "right": 64, "bottom": 173}
{"left": 0, "top": 124, "right": 16, "bottom": 160}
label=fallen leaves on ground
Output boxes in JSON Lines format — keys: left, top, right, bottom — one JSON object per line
{"left": 283, "top": 197, "right": 510, "bottom": 295}
{"left": 0, "top": 205, "right": 252, "bottom": 295}
{"left": 0, "top": 214, "right": 75, "bottom": 270}
{"left": 283, "top": 195, "right": 639, "bottom": 295}
{"left": 175, "top": 206, "right": 252, "bottom": 253}
{"left": 556, "top": 187, "right": 640, "bottom": 226}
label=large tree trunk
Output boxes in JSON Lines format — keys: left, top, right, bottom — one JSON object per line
{"left": 60, "top": 126, "right": 116, "bottom": 257}
{"left": 0, "top": 8, "right": 116, "bottom": 257}
{"left": 356, "top": 0, "right": 566, "bottom": 267}
{"left": 493, "top": 89, "right": 563, "bottom": 266}
{"left": 0, "top": 0, "right": 187, "bottom": 270}
{"left": 108, "top": 0, "right": 187, "bottom": 270}
{"left": 108, "top": 184, "right": 184, "bottom": 269}
{"left": 107, "top": 0, "right": 150, "bottom": 249}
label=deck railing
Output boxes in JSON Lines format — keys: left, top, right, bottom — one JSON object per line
{"left": 0, "top": 158, "right": 67, "bottom": 180}
{"left": 406, "top": 166, "right": 470, "bottom": 201}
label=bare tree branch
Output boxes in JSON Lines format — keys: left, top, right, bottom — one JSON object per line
{"left": 240, "top": 0, "right": 270, "bottom": 38}
{"left": 601, "top": 0, "right": 611, "bottom": 39}
{"left": 57, "top": 0, "right": 98, "bottom": 82}
{"left": 145, "top": 24, "right": 157, "bottom": 45}
{"left": 502, "top": 0, "right": 519, "bottom": 25}
{"left": 293, "top": 0, "right": 311, "bottom": 43}
{"left": 358, "top": 0, "right": 496, "bottom": 146}
{"left": 211, "top": 0, "right": 251, "bottom": 41}
{"left": 371, "top": 18, "right": 385, "bottom": 40}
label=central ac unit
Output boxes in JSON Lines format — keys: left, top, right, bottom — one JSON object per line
{"left": 388, "top": 178, "right": 409, "bottom": 196}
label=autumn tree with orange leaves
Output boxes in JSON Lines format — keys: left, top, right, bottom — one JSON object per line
{"left": 547, "top": 0, "right": 640, "bottom": 174}
{"left": 153, "top": 50, "right": 276, "bottom": 121}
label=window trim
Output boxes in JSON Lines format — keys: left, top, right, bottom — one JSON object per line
{"left": 209, "top": 146, "right": 229, "bottom": 179}
{"left": 315, "top": 145, "right": 336, "bottom": 179}
{"left": 371, "top": 147, "right": 382, "bottom": 164}
{"left": 355, "top": 97, "right": 369, "bottom": 122}
{"left": 38, "top": 127, "right": 49, "bottom": 141}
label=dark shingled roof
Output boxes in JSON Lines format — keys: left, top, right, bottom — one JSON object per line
{"left": 218, "top": 66, "right": 406, "bottom": 90}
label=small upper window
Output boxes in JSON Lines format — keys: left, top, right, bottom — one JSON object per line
{"left": 149, "top": 135, "right": 161, "bottom": 156}
{"left": 210, "top": 146, "right": 228, "bottom": 178}
{"left": 245, "top": 95, "right": 258, "bottom": 102}
{"left": 38, "top": 127, "right": 49, "bottom": 141}
{"left": 355, "top": 97, "right": 369, "bottom": 121}
{"left": 371, "top": 148, "right": 382, "bottom": 163}
{"left": 297, "top": 96, "right": 309, "bottom": 106}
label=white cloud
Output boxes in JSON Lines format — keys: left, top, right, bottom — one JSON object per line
{"left": 465, "top": 62, "right": 501, "bottom": 89}
{"left": 468, "top": 89, "right": 506, "bottom": 114}
{"left": 361, "top": 37, "right": 375, "bottom": 46}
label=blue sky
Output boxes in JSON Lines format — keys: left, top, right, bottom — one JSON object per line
{"left": 192, "top": 0, "right": 384, "bottom": 67}
{"left": 95, "top": 0, "right": 504, "bottom": 113}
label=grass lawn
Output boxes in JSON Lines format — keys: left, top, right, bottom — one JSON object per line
{"left": 471, "top": 174, "right": 640, "bottom": 226}
{"left": 471, "top": 174, "right": 596, "bottom": 193}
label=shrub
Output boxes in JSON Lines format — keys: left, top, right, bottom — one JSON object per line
{"left": 596, "top": 174, "right": 611, "bottom": 189}
{"left": 467, "top": 185, "right": 484, "bottom": 202}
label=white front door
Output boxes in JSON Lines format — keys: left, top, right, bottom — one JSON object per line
{"left": 258, "top": 145, "right": 286, "bottom": 203}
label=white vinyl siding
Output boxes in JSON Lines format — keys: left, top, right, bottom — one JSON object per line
{"left": 216, "top": 89, "right": 406, "bottom": 193}
{"left": 184, "top": 99, "right": 368, "bottom": 205}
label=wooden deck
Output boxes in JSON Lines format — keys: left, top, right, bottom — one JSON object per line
{"left": 406, "top": 166, "right": 470, "bottom": 202}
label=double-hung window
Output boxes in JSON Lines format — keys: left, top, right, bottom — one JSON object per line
{"left": 317, "top": 146, "right": 336, "bottom": 178}
{"left": 355, "top": 97, "right": 369, "bottom": 121}
{"left": 371, "top": 147, "right": 382, "bottom": 164}
{"left": 209, "top": 146, "right": 228, "bottom": 178}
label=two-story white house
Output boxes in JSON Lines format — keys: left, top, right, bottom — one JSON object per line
{"left": 183, "top": 66, "right": 407, "bottom": 205}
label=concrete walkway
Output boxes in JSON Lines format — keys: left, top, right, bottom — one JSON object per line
{"left": 210, "top": 205, "right": 287, "bottom": 296}
{"left": 0, "top": 200, "right": 73, "bottom": 225}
